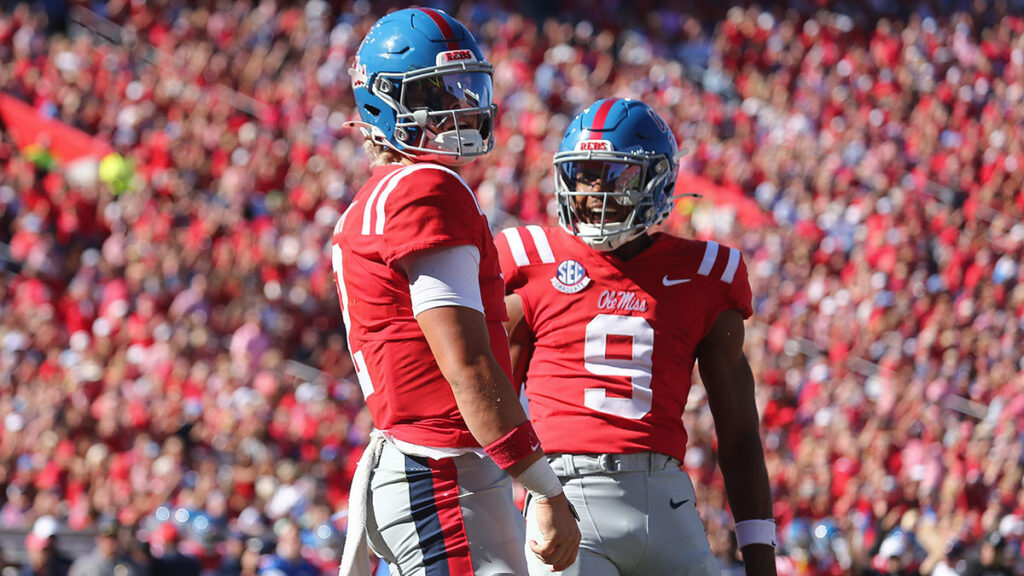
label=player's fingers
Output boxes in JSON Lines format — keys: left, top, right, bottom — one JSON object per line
{"left": 557, "top": 541, "right": 581, "bottom": 569}
{"left": 553, "top": 540, "right": 577, "bottom": 568}
{"left": 535, "top": 538, "right": 575, "bottom": 570}
{"left": 551, "top": 546, "right": 571, "bottom": 567}
{"left": 551, "top": 540, "right": 578, "bottom": 571}
{"left": 549, "top": 553, "right": 573, "bottom": 572}
{"left": 528, "top": 538, "right": 549, "bottom": 558}
{"left": 528, "top": 538, "right": 560, "bottom": 564}
{"left": 562, "top": 536, "right": 582, "bottom": 569}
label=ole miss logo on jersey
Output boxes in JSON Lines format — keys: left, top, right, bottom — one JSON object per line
{"left": 551, "top": 260, "right": 591, "bottom": 294}
{"left": 597, "top": 290, "right": 648, "bottom": 312}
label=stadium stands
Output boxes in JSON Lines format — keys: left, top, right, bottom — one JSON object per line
{"left": 1, "top": 1, "right": 1022, "bottom": 574}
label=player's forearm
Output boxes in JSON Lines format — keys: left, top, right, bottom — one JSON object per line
{"left": 417, "top": 305, "right": 535, "bottom": 455}
{"left": 418, "top": 306, "right": 562, "bottom": 495}
{"left": 718, "top": 427, "right": 774, "bottom": 522}
{"left": 719, "top": 429, "right": 778, "bottom": 575}
{"left": 445, "top": 353, "right": 530, "bottom": 441}
{"left": 698, "top": 312, "right": 775, "bottom": 530}
{"left": 445, "top": 355, "right": 543, "bottom": 476}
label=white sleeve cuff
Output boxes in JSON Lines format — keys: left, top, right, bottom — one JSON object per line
{"left": 402, "top": 244, "right": 484, "bottom": 317}
{"left": 735, "top": 519, "right": 777, "bottom": 548}
{"left": 517, "top": 457, "right": 563, "bottom": 500}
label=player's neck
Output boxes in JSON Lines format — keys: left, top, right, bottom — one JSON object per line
{"left": 606, "top": 234, "right": 653, "bottom": 261}
{"left": 410, "top": 158, "right": 461, "bottom": 174}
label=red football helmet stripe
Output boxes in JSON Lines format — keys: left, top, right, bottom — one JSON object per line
{"left": 589, "top": 98, "right": 620, "bottom": 137}
{"left": 416, "top": 8, "right": 460, "bottom": 51}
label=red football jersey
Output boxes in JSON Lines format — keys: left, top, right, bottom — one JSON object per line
{"left": 496, "top": 226, "right": 753, "bottom": 462}
{"left": 331, "top": 163, "right": 511, "bottom": 449}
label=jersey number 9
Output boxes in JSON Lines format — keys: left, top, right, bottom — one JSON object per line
{"left": 583, "top": 314, "right": 654, "bottom": 419}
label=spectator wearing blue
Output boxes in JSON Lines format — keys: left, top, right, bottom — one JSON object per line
{"left": 257, "top": 521, "right": 317, "bottom": 576}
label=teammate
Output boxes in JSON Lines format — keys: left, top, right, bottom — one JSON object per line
{"left": 495, "top": 98, "right": 777, "bottom": 576}
{"left": 332, "top": 8, "right": 579, "bottom": 576}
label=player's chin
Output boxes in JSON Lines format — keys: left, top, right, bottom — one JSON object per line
{"left": 606, "top": 208, "right": 630, "bottom": 222}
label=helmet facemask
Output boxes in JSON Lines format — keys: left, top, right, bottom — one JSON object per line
{"left": 555, "top": 150, "right": 675, "bottom": 252}
{"left": 369, "top": 60, "right": 496, "bottom": 166}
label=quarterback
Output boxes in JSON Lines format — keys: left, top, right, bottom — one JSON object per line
{"left": 496, "top": 98, "right": 777, "bottom": 576}
{"left": 333, "top": 8, "right": 579, "bottom": 576}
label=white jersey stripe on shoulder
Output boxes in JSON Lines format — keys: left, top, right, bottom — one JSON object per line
{"left": 501, "top": 228, "right": 530, "bottom": 267}
{"left": 362, "top": 169, "right": 402, "bottom": 235}
{"left": 525, "top": 225, "right": 555, "bottom": 263}
{"left": 697, "top": 240, "right": 719, "bottom": 276}
{"left": 722, "top": 247, "right": 740, "bottom": 284}
{"left": 375, "top": 164, "right": 437, "bottom": 235}
{"left": 374, "top": 164, "right": 482, "bottom": 235}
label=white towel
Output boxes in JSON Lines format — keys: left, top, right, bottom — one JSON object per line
{"left": 339, "top": 431, "right": 386, "bottom": 576}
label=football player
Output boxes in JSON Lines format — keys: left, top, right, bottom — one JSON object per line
{"left": 496, "top": 98, "right": 777, "bottom": 576}
{"left": 333, "top": 8, "right": 579, "bottom": 576}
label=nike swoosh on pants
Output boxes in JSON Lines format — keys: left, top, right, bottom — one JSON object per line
{"left": 669, "top": 498, "right": 690, "bottom": 509}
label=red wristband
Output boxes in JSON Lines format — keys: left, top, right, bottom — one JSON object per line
{"left": 484, "top": 421, "right": 541, "bottom": 470}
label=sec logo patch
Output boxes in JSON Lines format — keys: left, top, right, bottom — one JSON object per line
{"left": 551, "top": 260, "right": 591, "bottom": 294}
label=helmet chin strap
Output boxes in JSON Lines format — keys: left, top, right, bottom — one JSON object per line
{"left": 345, "top": 116, "right": 486, "bottom": 166}
{"left": 411, "top": 110, "right": 430, "bottom": 126}
{"left": 342, "top": 119, "right": 454, "bottom": 164}
{"left": 430, "top": 129, "right": 485, "bottom": 156}
{"left": 410, "top": 123, "right": 487, "bottom": 166}
{"left": 577, "top": 224, "right": 645, "bottom": 252}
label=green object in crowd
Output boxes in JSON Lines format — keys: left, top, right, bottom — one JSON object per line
{"left": 98, "top": 152, "right": 134, "bottom": 195}
{"left": 23, "top": 143, "right": 57, "bottom": 173}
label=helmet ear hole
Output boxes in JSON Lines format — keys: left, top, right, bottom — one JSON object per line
{"left": 363, "top": 104, "right": 381, "bottom": 118}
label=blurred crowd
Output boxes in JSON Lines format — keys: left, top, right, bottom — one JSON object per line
{"left": 1, "top": 0, "right": 1022, "bottom": 574}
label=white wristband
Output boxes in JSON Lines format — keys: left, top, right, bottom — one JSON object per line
{"left": 516, "top": 458, "right": 563, "bottom": 501}
{"left": 735, "top": 519, "right": 777, "bottom": 548}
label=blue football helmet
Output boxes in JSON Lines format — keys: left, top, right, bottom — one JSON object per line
{"left": 555, "top": 98, "right": 679, "bottom": 252}
{"left": 349, "top": 8, "right": 496, "bottom": 165}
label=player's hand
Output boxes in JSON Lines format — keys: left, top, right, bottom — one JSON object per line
{"left": 529, "top": 492, "right": 581, "bottom": 572}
